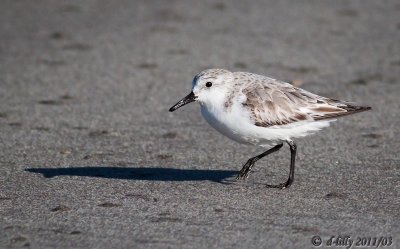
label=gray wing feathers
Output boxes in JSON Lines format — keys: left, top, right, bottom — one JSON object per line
{"left": 236, "top": 73, "right": 370, "bottom": 127}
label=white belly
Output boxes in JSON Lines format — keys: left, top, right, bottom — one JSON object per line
{"left": 200, "top": 103, "right": 332, "bottom": 147}
{"left": 200, "top": 105, "right": 257, "bottom": 145}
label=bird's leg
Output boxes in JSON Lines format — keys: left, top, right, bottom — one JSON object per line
{"left": 266, "top": 140, "right": 297, "bottom": 189}
{"left": 236, "top": 143, "right": 283, "bottom": 179}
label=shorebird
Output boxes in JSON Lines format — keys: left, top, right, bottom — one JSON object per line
{"left": 169, "top": 69, "right": 371, "bottom": 188}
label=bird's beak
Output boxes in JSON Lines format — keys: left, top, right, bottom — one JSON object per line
{"left": 169, "top": 92, "right": 197, "bottom": 112}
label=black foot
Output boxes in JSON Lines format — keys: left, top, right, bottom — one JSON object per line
{"left": 236, "top": 159, "right": 255, "bottom": 179}
{"left": 235, "top": 143, "right": 283, "bottom": 181}
{"left": 266, "top": 180, "right": 292, "bottom": 189}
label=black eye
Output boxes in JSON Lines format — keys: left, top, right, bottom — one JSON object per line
{"left": 205, "top": 82, "right": 212, "bottom": 88}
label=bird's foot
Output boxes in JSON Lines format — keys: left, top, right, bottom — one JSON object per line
{"left": 236, "top": 171, "right": 249, "bottom": 180}
{"left": 236, "top": 161, "right": 253, "bottom": 180}
{"left": 266, "top": 180, "right": 292, "bottom": 189}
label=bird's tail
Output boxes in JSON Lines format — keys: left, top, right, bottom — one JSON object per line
{"left": 313, "top": 102, "right": 371, "bottom": 121}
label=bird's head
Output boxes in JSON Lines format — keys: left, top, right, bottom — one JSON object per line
{"left": 169, "top": 69, "right": 233, "bottom": 112}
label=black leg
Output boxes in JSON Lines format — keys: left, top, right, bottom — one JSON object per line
{"left": 266, "top": 140, "right": 297, "bottom": 189}
{"left": 236, "top": 143, "right": 283, "bottom": 179}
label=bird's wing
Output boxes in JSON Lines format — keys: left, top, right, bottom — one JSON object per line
{"left": 237, "top": 73, "right": 370, "bottom": 127}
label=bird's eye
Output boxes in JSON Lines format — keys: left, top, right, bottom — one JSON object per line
{"left": 206, "top": 82, "right": 212, "bottom": 88}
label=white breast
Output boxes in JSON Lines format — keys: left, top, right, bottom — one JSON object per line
{"left": 200, "top": 100, "right": 332, "bottom": 147}
{"left": 200, "top": 102, "right": 260, "bottom": 145}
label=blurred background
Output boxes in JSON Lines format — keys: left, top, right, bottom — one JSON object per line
{"left": 0, "top": 0, "right": 399, "bottom": 248}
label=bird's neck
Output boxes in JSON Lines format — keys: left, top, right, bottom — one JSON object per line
{"left": 201, "top": 90, "right": 227, "bottom": 109}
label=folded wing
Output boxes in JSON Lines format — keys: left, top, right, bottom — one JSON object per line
{"left": 239, "top": 75, "right": 370, "bottom": 128}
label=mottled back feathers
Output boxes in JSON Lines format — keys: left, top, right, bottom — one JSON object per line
{"left": 226, "top": 72, "right": 370, "bottom": 128}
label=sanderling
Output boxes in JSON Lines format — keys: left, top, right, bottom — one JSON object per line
{"left": 169, "top": 69, "right": 371, "bottom": 188}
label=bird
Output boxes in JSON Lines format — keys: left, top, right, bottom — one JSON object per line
{"left": 169, "top": 69, "right": 371, "bottom": 188}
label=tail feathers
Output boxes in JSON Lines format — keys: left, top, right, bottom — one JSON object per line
{"left": 342, "top": 105, "right": 371, "bottom": 113}
{"left": 313, "top": 104, "right": 371, "bottom": 121}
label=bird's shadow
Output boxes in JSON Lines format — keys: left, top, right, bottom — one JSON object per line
{"left": 25, "top": 166, "right": 237, "bottom": 183}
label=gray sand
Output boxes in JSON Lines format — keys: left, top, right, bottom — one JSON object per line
{"left": 0, "top": 0, "right": 399, "bottom": 248}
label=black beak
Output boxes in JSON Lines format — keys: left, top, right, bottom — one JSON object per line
{"left": 169, "top": 92, "right": 196, "bottom": 112}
